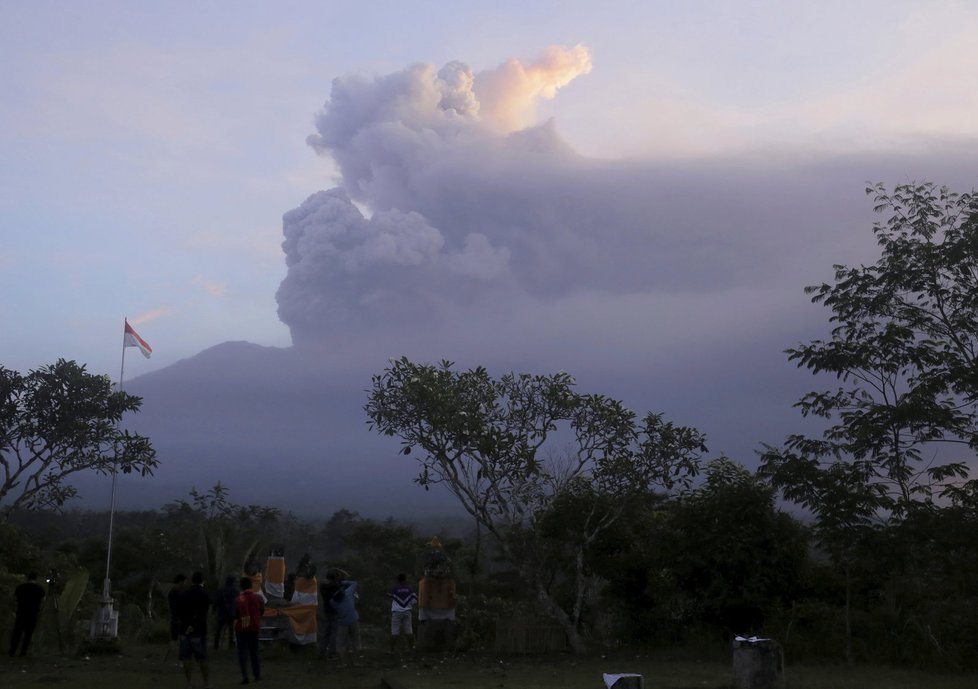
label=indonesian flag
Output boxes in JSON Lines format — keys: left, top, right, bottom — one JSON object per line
{"left": 123, "top": 319, "right": 153, "bottom": 359}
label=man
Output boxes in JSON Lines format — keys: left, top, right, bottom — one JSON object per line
{"left": 213, "top": 575, "right": 238, "bottom": 650}
{"left": 318, "top": 572, "right": 341, "bottom": 659}
{"left": 8, "top": 572, "right": 45, "bottom": 657}
{"left": 329, "top": 569, "right": 359, "bottom": 666}
{"left": 388, "top": 573, "right": 418, "bottom": 653}
{"left": 234, "top": 576, "right": 264, "bottom": 685}
{"left": 178, "top": 571, "right": 212, "bottom": 689}
{"left": 168, "top": 574, "right": 188, "bottom": 646}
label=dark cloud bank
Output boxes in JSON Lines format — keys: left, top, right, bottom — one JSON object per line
{"left": 93, "top": 53, "right": 978, "bottom": 517}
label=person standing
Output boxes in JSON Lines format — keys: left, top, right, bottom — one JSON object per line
{"left": 178, "top": 571, "right": 212, "bottom": 689}
{"left": 330, "top": 570, "right": 359, "bottom": 667}
{"left": 234, "top": 576, "right": 264, "bottom": 685}
{"left": 8, "top": 572, "right": 45, "bottom": 657}
{"left": 213, "top": 575, "right": 238, "bottom": 650}
{"left": 388, "top": 573, "right": 417, "bottom": 653}
{"left": 168, "top": 574, "right": 188, "bottom": 646}
{"left": 318, "top": 573, "right": 341, "bottom": 659}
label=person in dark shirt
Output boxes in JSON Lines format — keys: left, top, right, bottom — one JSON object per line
{"left": 213, "top": 575, "right": 238, "bottom": 649}
{"left": 9, "top": 572, "right": 45, "bottom": 657}
{"left": 178, "top": 571, "right": 212, "bottom": 689}
{"left": 318, "top": 572, "right": 342, "bottom": 658}
{"left": 168, "top": 573, "right": 188, "bottom": 642}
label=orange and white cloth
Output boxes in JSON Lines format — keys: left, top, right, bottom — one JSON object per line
{"left": 418, "top": 576, "right": 456, "bottom": 621}
{"left": 291, "top": 575, "right": 318, "bottom": 606}
{"left": 263, "top": 605, "right": 318, "bottom": 645}
{"left": 265, "top": 556, "right": 286, "bottom": 599}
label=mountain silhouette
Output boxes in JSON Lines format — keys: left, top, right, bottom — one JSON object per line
{"left": 73, "top": 341, "right": 453, "bottom": 517}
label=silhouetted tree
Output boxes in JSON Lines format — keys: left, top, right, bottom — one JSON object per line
{"left": 0, "top": 359, "right": 156, "bottom": 519}
{"left": 762, "top": 181, "right": 978, "bottom": 662}
{"left": 365, "top": 357, "right": 706, "bottom": 652}
{"left": 599, "top": 458, "right": 808, "bottom": 641}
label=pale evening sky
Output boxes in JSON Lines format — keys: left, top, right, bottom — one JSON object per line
{"left": 2, "top": 0, "right": 977, "bottom": 380}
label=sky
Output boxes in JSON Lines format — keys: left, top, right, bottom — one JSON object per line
{"left": 3, "top": 2, "right": 978, "bottom": 512}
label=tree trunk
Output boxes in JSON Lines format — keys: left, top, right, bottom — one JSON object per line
{"left": 571, "top": 545, "right": 590, "bottom": 631}
{"left": 844, "top": 562, "right": 853, "bottom": 666}
{"left": 535, "top": 583, "right": 586, "bottom": 654}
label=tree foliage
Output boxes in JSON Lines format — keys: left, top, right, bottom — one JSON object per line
{"left": 762, "top": 182, "right": 978, "bottom": 520}
{"left": 365, "top": 357, "right": 706, "bottom": 651}
{"left": 760, "top": 182, "right": 978, "bottom": 663}
{"left": 0, "top": 359, "right": 157, "bottom": 518}
{"left": 164, "top": 482, "right": 283, "bottom": 581}
{"left": 598, "top": 458, "right": 809, "bottom": 642}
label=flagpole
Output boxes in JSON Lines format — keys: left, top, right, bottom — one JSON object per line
{"left": 91, "top": 320, "right": 128, "bottom": 642}
{"left": 104, "top": 325, "right": 127, "bottom": 596}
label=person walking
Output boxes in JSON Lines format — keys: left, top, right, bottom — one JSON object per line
{"left": 234, "top": 576, "right": 264, "bottom": 685}
{"left": 178, "top": 571, "right": 212, "bottom": 689}
{"left": 388, "top": 573, "right": 417, "bottom": 654}
{"left": 8, "top": 572, "right": 45, "bottom": 657}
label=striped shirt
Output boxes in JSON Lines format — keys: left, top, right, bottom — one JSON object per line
{"left": 389, "top": 584, "right": 418, "bottom": 613}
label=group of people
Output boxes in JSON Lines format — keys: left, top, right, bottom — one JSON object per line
{"left": 7, "top": 564, "right": 417, "bottom": 684}
{"left": 317, "top": 570, "right": 419, "bottom": 664}
{"left": 317, "top": 568, "right": 356, "bottom": 663}
{"left": 168, "top": 572, "right": 264, "bottom": 686}
{"left": 166, "top": 568, "right": 418, "bottom": 684}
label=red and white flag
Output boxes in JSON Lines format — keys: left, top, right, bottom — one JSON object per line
{"left": 123, "top": 319, "right": 153, "bottom": 359}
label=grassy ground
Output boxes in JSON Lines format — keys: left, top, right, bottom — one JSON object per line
{"left": 2, "top": 641, "right": 977, "bottom": 689}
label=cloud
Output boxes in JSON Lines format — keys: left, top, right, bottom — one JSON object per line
{"left": 276, "top": 48, "right": 978, "bottom": 390}
{"left": 131, "top": 307, "right": 173, "bottom": 325}
{"left": 275, "top": 187, "right": 511, "bottom": 334}
{"left": 191, "top": 275, "right": 228, "bottom": 298}
{"left": 792, "top": 23, "right": 978, "bottom": 145}
{"left": 474, "top": 44, "right": 592, "bottom": 133}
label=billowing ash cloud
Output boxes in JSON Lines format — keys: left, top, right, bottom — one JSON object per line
{"left": 474, "top": 44, "right": 593, "bottom": 132}
{"left": 274, "top": 45, "right": 977, "bottom": 376}
{"left": 276, "top": 187, "right": 510, "bottom": 330}
{"left": 278, "top": 46, "right": 606, "bottom": 342}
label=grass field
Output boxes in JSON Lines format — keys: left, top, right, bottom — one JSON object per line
{"left": 2, "top": 641, "right": 977, "bottom": 689}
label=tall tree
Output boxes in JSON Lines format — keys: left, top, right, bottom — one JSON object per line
{"left": 762, "top": 182, "right": 978, "bottom": 515}
{"left": 761, "top": 182, "right": 978, "bottom": 661}
{"left": 365, "top": 357, "right": 706, "bottom": 652}
{"left": 0, "top": 359, "right": 157, "bottom": 519}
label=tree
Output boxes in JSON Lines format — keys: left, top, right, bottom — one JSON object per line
{"left": 761, "top": 181, "right": 978, "bottom": 661}
{"left": 596, "top": 458, "right": 808, "bottom": 642}
{"left": 365, "top": 357, "right": 706, "bottom": 652}
{"left": 762, "top": 182, "right": 978, "bottom": 515}
{"left": 664, "top": 458, "right": 809, "bottom": 635}
{"left": 0, "top": 359, "right": 157, "bottom": 519}
{"left": 163, "top": 483, "right": 283, "bottom": 583}
{"left": 855, "top": 503, "right": 978, "bottom": 668}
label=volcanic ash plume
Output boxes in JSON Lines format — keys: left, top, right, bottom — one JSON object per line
{"left": 474, "top": 44, "right": 593, "bottom": 132}
{"left": 274, "top": 188, "right": 510, "bottom": 342}
{"left": 280, "top": 47, "right": 596, "bottom": 345}
{"left": 276, "top": 45, "right": 864, "bottom": 355}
